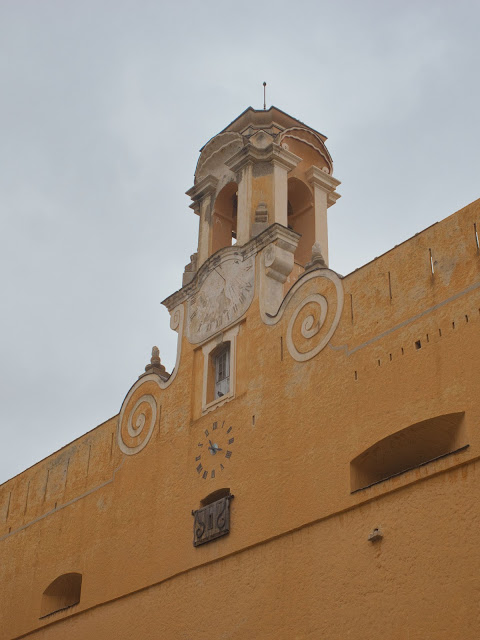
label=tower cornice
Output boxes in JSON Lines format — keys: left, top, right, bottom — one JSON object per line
{"left": 305, "top": 166, "right": 342, "bottom": 207}
{"left": 186, "top": 174, "right": 219, "bottom": 202}
{"left": 225, "top": 142, "right": 301, "bottom": 174}
{"left": 161, "top": 223, "right": 300, "bottom": 312}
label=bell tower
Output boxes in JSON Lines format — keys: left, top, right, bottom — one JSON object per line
{"left": 185, "top": 106, "right": 341, "bottom": 277}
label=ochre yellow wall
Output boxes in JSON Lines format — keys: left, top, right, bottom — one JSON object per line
{"left": 9, "top": 462, "right": 479, "bottom": 639}
{"left": 2, "top": 198, "right": 480, "bottom": 639}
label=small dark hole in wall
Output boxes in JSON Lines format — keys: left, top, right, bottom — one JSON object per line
{"left": 415, "top": 340, "right": 421, "bottom": 350}
{"left": 377, "top": 359, "right": 381, "bottom": 366}
{"left": 401, "top": 347, "right": 404, "bottom": 355}
{"left": 389, "top": 353, "right": 392, "bottom": 361}
{"left": 452, "top": 321, "right": 455, "bottom": 329}
{"left": 465, "top": 315, "right": 469, "bottom": 323}
{"left": 439, "top": 328, "right": 442, "bottom": 337}
{"left": 426, "top": 334, "right": 429, "bottom": 343}
{"left": 354, "top": 370, "right": 358, "bottom": 380}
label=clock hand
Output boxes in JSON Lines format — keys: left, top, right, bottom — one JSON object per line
{"left": 208, "top": 440, "right": 217, "bottom": 455}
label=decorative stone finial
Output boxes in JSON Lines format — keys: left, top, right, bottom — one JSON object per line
{"left": 151, "top": 346, "right": 160, "bottom": 366}
{"left": 144, "top": 346, "right": 168, "bottom": 380}
{"left": 182, "top": 252, "right": 198, "bottom": 286}
{"left": 305, "top": 241, "right": 327, "bottom": 271}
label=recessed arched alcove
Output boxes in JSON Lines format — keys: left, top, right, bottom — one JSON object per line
{"left": 350, "top": 412, "right": 468, "bottom": 492}
{"left": 40, "top": 573, "right": 82, "bottom": 618}
{"left": 212, "top": 182, "right": 238, "bottom": 254}
{"left": 287, "top": 177, "right": 314, "bottom": 265}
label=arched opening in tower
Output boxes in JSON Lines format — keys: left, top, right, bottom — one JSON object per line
{"left": 287, "top": 177, "right": 314, "bottom": 266}
{"left": 212, "top": 182, "right": 238, "bottom": 254}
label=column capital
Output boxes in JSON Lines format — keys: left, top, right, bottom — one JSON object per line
{"left": 305, "top": 166, "right": 341, "bottom": 207}
{"left": 225, "top": 143, "right": 301, "bottom": 174}
{"left": 186, "top": 174, "right": 219, "bottom": 204}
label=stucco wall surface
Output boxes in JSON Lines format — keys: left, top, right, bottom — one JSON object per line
{"left": 1, "top": 198, "right": 480, "bottom": 639}
{"left": 8, "top": 463, "right": 480, "bottom": 640}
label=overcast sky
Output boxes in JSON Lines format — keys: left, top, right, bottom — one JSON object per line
{"left": 1, "top": 0, "right": 479, "bottom": 484}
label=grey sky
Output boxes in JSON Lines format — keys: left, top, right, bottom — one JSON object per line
{"left": 1, "top": 0, "right": 479, "bottom": 484}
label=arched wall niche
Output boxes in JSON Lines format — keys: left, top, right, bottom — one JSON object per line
{"left": 40, "top": 573, "right": 82, "bottom": 618}
{"left": 200, "top": 487, "right": 231, "bottom": 507}
{"left": 350, "top": 412, "right": 468, "bottom": 492}
{"left": 211, "top": 182, "right": 238, "bottom": 255}
{"left": 287, "top": 177, "right": 314, "bottom": 265}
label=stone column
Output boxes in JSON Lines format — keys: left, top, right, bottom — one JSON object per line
{"left": 271, "top": 145, "right": 301, "bottom": 228}
{"left": 272, "top": 161, "right": 288, "bottom": 228}
{"left": 186, "top": 175, "right": 219, "bottom": 269}
{"left": 227, "top": 143, "right": 301, "bottom": 241}
{"left": 236, "top": 162, "right": 253, "bottom": 245}
{"left": 305, "top": 166, "right": 341, "bottom": 267}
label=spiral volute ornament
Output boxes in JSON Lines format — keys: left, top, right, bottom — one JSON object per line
{"left": 118, "top": 392, "right": 158, "bottom": 455}
{"left": 286, "top": 270, "right": 343, "bottom": 362}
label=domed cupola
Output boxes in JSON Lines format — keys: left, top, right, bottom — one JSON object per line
{"left": 186, "top": 106, "right": 341, "bottom": 273}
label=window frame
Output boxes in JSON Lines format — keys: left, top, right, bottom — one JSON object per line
{"left": 214, "top": 344, "right": 230, "bottom": 399}
{"left": 201, "top": 323, "right": 240, "bottom": 413}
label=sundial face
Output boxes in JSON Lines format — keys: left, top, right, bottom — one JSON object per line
{"left": 187, "top": 255, "right": 255, "bottom": 343}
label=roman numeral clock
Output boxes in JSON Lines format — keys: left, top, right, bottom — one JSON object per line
{"left": 195, "top": 420, "right": 235, "bottom": 480}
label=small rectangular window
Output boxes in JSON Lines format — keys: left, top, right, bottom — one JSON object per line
{"left": 202, "top": 326, "right": 239, "bottom": 412}
{"left": 214, "top": 346, "right": 230, "bottom": 398}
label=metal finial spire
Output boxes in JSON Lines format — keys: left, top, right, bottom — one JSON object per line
{"left": 263, "top": 82, "right": 266, "bottom": 110}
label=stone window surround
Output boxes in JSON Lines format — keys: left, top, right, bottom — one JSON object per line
{"left": 201, "top": 323, "right": 240, "bottom": 414}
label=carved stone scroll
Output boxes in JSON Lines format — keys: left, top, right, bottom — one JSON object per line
{"left": 264, "top": 244, "right": 293, "bottom": 283}
{"left": 118, "top": 390, "right": 158, "bottom": 455}
{"left": 260, "top": 227, "right": 299, "bottom": 317}
{"left": 117, "top": 304, "right": 184, "bottom": 455}
{"left": 260, "top": 268, "right": 344, "bottom": 362}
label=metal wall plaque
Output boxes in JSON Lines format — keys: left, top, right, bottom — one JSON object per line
{"left": 192, "top": 494, "right": 233, "bottom": 547}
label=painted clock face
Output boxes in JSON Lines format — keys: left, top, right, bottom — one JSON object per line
{"left": 187, "top": 254, "right": 255, "bottom": 344}
{"left": 195, "top": 420, "right": 234, "bottom": 480}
